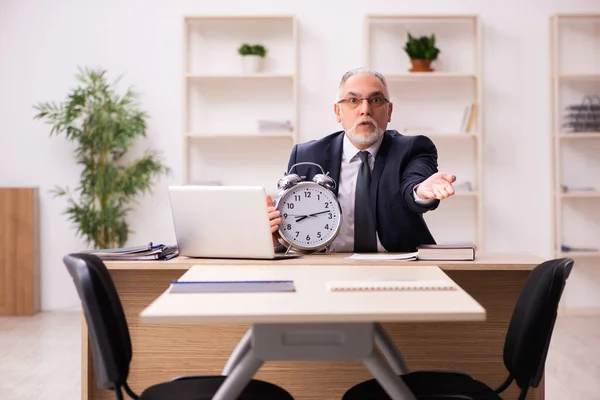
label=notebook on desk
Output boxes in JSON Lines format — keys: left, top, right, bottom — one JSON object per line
{"left": 169, "top": 280, "right": 296, "bottom": 293}
{"left": 168, "top": 185, "right": 301, "bottom": 260}
{"left": 326, "top": 280, "right": 457, "bottom": 292}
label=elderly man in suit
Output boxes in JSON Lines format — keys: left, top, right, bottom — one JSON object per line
{"left": 268, "top": 67, "right": 456, "bottom": 253}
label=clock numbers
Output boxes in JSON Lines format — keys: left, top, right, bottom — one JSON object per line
{"left": 278, "top": 185, "right": 340, "bottom": 250}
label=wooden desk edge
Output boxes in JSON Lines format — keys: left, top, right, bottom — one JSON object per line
{"left": 139, "top": 311, "right": 488, "bottom": 325}
{"left": 104, "top": 252, "right": 544, "bottom": 271}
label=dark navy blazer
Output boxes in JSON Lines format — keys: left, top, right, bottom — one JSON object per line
{"left": 285, "top": 129, "right": 440, "bottom": 252}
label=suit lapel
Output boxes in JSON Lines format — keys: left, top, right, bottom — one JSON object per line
{"left": 370, "top": 132, "right": 390, "bottom": 222}
{"left": 324, "top": 132, "right": 343, "bottom": 196}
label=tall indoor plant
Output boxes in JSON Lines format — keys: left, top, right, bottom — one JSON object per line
{"left": 33, "top": 67, "right": 169, "bottom": 249}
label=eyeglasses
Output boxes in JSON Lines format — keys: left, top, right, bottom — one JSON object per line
{"left": 337, "top": 96, "right": 391, "bottom": 109}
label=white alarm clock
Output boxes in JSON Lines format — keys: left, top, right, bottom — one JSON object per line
{"left": 273, "top": 162, "right": 343, "bottom": 254}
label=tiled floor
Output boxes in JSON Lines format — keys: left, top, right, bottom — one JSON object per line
{"left": 0, "top": 310, "right": 81, "bottom": 400}
{"left": 0, "top": 310, "right": 598, "bottom": 399}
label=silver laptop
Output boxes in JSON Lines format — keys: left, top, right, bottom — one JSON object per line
{"left": 168, "top": 185, "right": 301, "bottom": 259}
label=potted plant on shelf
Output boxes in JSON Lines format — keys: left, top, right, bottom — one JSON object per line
{"left": 403, "top": 33, "right": 441, "bottom": 72}
{"left": 237, "top": 43, "right": 268, "bottom": 74}
{"left": 33, "top": 67, "right": 170, "bottom": 249}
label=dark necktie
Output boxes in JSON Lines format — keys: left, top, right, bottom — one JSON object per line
{"left": 354, "top": 151, "right": 377, "bottom": 252}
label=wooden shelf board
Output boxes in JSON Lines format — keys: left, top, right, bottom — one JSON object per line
{"left": 185, "top": 15, "right": 296, "bottom": 22}
{"left": 559, "top": 191, "right": 600, "bottom": 198}
{"left": 554, "top": 13, "right": 600, "bottom": 19}
{"left": 452, "top": 191, "right": 479, "bottom": 197}
{"left": 186, "top": 74, "right": 294, "bottom": 80}
{"left": 367, "top": 14, "right": 478, "bottom": 21}
{"left": 558, "top": 251, "right": 600, "bottom": 258}
{"left": 186, "top": 132, "right": 294, "bottom": 139}
{"left": 557, "top": 132, "right": 600, "bottom": 139}
{"left": 556, "top": 74, "right": 600, "bottom": 81}
{"left": 405, "top": 132, "right": 478, "bottom": 139}
{"left": 386, "top": 72, "right": 477, "bottom": 80}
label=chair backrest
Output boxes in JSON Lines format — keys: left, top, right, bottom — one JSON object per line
{"left": 502, "top": 257, "right": 573, "bottom": 394}
{"left": 63, "top": 253, "right": 133, "bottom": 391}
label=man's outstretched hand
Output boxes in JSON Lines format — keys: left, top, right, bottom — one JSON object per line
{"left": 415, "top": 172, "right": 457, "bottom": 200}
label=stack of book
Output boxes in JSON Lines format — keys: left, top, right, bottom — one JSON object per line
{"left": 416, "top": 244, "right": 476, "bottom": 261}
{"left": 460, "top": 104, "right": 478, "bottom": 133}
{"left": 562, "top": 96, "right": 600, "bottom": 132}
{"left": 84, "top": 242, "right": 179, "bottom": 261}
{"left": 257, "top": 119, "right": 293, "bottom": 133}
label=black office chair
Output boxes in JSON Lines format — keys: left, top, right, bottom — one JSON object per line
{"left": 342, "top": 257, "right": 574, "bottom": 400}
{"left": 63, "top": 253, "right": 294, "bottom": 400}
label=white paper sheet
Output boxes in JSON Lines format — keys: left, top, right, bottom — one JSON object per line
{"left": 345, "top": 252, "right": 419, "bottom": 261}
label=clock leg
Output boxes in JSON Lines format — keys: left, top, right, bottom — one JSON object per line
{"left": 284, "top": 244, "right": 298, "bottom": 255}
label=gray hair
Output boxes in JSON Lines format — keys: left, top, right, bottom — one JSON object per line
{"left": 337, "top": 67, "right": 388, "bottom": 100}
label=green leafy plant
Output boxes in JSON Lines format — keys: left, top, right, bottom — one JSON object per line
{"left": 33, "top": 67, "right": 170, "bottom": 249}
{"left": 237, "top": 43, "right": 267, "bottom": 58}
{"left": 403, "top": 33, "right": 440, "bottom": 60}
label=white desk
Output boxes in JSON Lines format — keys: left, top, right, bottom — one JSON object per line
{"left": 140, "top": 264, "right": 486, "bottom": 400}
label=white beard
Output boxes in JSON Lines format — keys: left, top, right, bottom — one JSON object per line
{"left": 345, "top": 117, "right": 385, "bottom": 146}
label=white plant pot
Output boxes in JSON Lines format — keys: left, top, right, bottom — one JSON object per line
{"left": 241, "top": 55, "right": 263, "bottom": 74}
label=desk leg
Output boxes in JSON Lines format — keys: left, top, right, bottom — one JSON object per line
{"left": 251, "top": 322, "right": 416, "bottom": 400}
{"left": 375, "top": 323, "right": 410, "bottom": 375}
{"left": 221, "top": 328, "right": 252, "bottom": 375}
{"left": 212, "top": 348, "right": 264, "bottom": 400}
{"left": 363, "top": 351, "right": 417, "bottom": 400}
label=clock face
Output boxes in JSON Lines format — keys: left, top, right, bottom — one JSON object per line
{"left": 276, "top": 182, "right": 342, "bottom": 251}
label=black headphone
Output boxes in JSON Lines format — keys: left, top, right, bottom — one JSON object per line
{"left": 277, "top": 162, "right": 337, "bottom": 191}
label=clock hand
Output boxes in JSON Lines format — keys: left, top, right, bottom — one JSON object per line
{"left": 307, "top": 210, "right": 330, "bottom": 217}
{"left": 295, "top": 211, "right": 329, "bottom": 222}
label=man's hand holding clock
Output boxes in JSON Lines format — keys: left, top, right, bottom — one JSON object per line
{"left": 266, "top": 195, "right": 282, "bottom": 235}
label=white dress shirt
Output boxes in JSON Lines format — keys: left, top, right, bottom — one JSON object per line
{"left": 329, "top": 133, "right": 434, "bottom": 253}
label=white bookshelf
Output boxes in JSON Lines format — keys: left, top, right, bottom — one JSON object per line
{"left": 365, "top": 14, "right": 482, "bottom": 248}
{"left": 550, "top": 14, "right": 600, "bottom": 262}
{"left": 182, "top": 16, "right": 298, "bottom": 195}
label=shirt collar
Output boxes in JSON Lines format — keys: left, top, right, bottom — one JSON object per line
{"left": 342, "top": 131, "right": 384, "bottom": 164}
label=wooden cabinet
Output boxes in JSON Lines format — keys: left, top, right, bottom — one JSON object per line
{"left": 0, "top": 187, "right": 40, "bottom": 315}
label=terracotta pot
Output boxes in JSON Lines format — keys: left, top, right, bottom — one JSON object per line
{"left": 409, "top": 59, "right": 433, "bottom": 72}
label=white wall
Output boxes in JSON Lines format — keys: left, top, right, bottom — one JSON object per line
{"left": 1, "top": 0, "right": 599, "bottom": 311}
